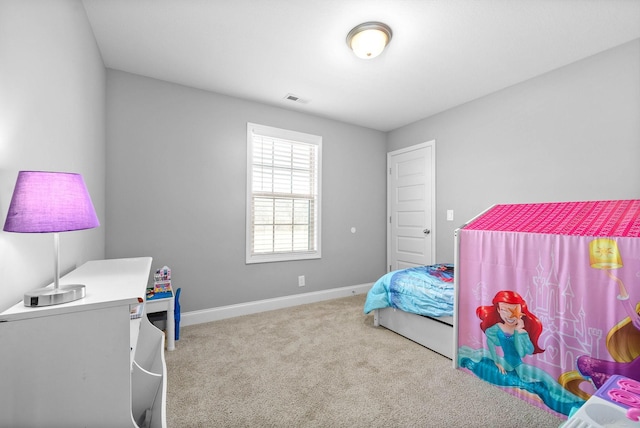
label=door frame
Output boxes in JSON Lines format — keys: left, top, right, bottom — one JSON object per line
{"left": 387, "top": 140, "right": 437, "bottom": 270}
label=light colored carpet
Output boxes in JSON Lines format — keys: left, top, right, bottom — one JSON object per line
{"left": 165, "top": 294, "right": 563, "bottom": 427}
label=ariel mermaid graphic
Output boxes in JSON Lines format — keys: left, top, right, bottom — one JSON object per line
{"left": 458, "top": 290, "right": 585, "bottom": 416}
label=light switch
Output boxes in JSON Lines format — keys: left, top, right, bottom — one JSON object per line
{"left": 447, "top": 210, "right": 454, "bottom": 221}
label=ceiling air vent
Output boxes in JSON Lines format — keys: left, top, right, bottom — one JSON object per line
{"left": 283, "top": 93, "right": 309, "bottom": 104}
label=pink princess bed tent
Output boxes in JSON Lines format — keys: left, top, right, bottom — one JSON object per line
{"left": 454, "top": 200, "right": 640, "bottom": 418}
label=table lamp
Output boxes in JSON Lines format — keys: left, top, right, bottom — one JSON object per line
{"left": 3, "top": 171, "right": 100, "bottom": 307}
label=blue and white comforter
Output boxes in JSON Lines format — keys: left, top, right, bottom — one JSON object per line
{"left": 363, "top": 264, "right": 454, "bottom": 317}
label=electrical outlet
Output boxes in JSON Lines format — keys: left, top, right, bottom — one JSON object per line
{"left": 298, "top": 275, "right": 305, "bottom": 287}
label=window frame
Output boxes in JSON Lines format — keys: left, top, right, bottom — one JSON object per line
{"left": 246, "top": 122, "right": 322, "bottom": 264}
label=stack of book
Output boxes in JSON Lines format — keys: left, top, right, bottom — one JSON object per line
{"left": 130, "top": 303, "right": 144, "bottom": 319}
{"left": 147, "top": 266, "right": 173, "bottom": 300}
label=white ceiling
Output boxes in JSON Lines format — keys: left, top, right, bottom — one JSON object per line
{"left": 82, "top": 0, "right": 640, "bottom": 132}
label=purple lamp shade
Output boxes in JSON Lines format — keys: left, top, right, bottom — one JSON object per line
{"left": 3, "top": 171, "right": 100, "bottom": 233}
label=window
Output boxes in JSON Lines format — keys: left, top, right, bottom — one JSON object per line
{"left": 246, "top": 123, "right": 322, "bottom": 263}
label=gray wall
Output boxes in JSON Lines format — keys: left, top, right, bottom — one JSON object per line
{"left": 388, "top": 38, "right": 640, "bottom": 264}
{"left": 0, "top": 0, "right": 106, "bottom": 311}
{"left": 105, "top": 70, "right": 387, "bottom": 312}
{"left": 2, "top": 0, "right": 637, "bottom": 317}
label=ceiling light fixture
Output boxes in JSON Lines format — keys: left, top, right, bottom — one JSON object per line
{"left": 346, "top": 22, "right": 392, "bottom": 59}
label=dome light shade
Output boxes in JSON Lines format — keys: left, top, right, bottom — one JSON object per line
{"left": 346, "top": 22, "right": 392, "bottom": 59}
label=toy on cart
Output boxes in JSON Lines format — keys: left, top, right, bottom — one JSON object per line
{"left": 154, "top": 266, "right": 171, "bottom": 282}
{"left": 147, "top": 266, "right": 173, "bottom": 300}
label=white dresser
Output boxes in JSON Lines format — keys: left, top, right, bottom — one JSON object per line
{"left": 0, "top": 257, "right": 166, "bottom": 428}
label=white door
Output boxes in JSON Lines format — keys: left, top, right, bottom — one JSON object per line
{"left": 387, "top": 141, "right": 436, "bottom": 271}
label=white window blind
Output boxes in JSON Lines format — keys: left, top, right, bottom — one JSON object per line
{"left": 246, "top": 123, "right": 321, "bottom": 263}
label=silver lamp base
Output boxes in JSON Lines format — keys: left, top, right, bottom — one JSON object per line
{"left": 24, "top": 284, "right": 86, "bottom": 307}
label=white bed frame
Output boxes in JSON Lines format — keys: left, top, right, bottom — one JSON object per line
{"left": 373, "top": 207, "right": 493, "bottom": 363}
{"left": 373, "top": 308, "right": 454, "bottom": 359}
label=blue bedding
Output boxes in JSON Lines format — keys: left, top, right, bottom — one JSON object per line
{"left": 363, "top": 264, "right": 454, "bottom": 317}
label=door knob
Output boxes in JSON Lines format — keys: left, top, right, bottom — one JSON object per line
{"left": 423, "top": 229, "right": 431, "bottom": 235}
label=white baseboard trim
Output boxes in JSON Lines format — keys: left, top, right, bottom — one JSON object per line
{"left": 181, "top": 283, "right": 372, "bottom": 327}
